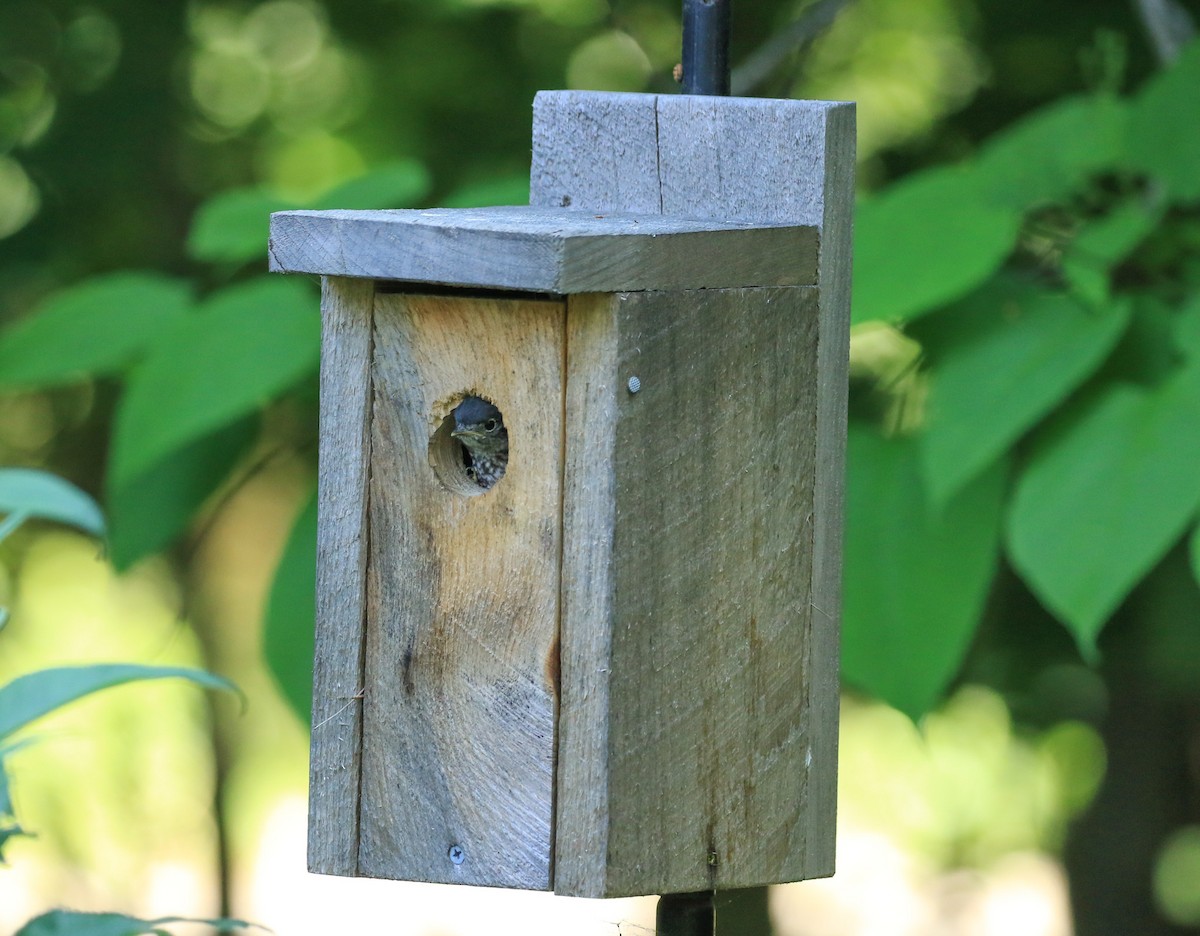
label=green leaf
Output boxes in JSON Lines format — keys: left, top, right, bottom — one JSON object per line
{"left": 975, "top": 95, "right": 1128, "bottom": 210}
{"left": 854, "top": 165, "right": 1023, "bottom": 324}
{"left": 441, "top": 173, "right": 531, "bottom": 208}
{"left": 0, "top": 664, "right": 238, "bottom": 740}
{"left": 313, "top": 160, "right": 431, "bottom": 210}
{"left": 107, "top": 418, "right": 257, "bottom": 570}
{"left": 187, "top": 187, "right": 295, "bottom": 265}
{"left": 0, "top": 273, "right": 193, "bottom": 389}
{"left": 1007, "top": 369, "right": 1200, "bottom": 655}
{"left": 917, "top": 279, "right": 1131, "bottom": 505}
{"left": 1190, "top": 523, "right": 1200, "bottom": 591}
{"left": 842, "top": 427, "right": 1006, "bottom": 719}
{"left": 0, "top": 469, "right": 105, "bottom": 538}
{"left": 1062, "top": 198, "right": 1163, "bottom": 305}
{"left": 15, "top": 911, "right": 256, "bottom": 936}
{"left": 1173, "top": 291, "right": 1200, "bottom": 361}
{"left": 1127, "top": 38, "right": 1200, "bottom": 202}
{"left": 111, "top": 277, "right": 318, "bottom": 485}
{"left": 263, "top": 492, "right": 316, "bottom": 724}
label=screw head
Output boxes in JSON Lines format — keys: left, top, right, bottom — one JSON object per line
{"left": 627, "top": 375, "right": 641, "bottom": 394}
{"left": 448, "top": 844, "right": 465, "bottom": 865}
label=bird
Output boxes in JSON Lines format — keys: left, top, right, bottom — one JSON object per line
{"left": 451, "top": 396, "right": 508, "bottom": 489}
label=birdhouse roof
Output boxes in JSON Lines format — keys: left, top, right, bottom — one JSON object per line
{"left": 268, "top": 205, "right": 816, "bottom": 294}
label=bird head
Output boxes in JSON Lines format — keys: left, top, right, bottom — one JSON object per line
{"left": 451, "top": 396, "right": 508, "bottom": 455}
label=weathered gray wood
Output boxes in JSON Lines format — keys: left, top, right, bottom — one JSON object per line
{"left": 531, "top": 92, "right": 662, "bottom": 212}
{"left": 268, "top": 206, "right": 816, "bottom": 292}
{"left": 654, "top": 96, "right": 838, "bottom": 227}
{"left": 531, "top": 93, "right": 845, "bottom": 224}
{"left": 807, "top": 100, "right": 855, "bottom": 876}
{"left": 309, "top": 276, "right": 375, "bottom": 876}
{"left": 535, "top": 93, "right": 853, "bottom": 888}
{"left": 557, "top": 286, "right": 830, "bottom": 898}
{"left": 555, "top": 292, "right": 621, "bottom": 897}
{"left": 358, "top": 291, "right": 564, "bottom": 890}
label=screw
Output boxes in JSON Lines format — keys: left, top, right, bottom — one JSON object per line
{"left": 448, "top": 844, "right": 465, "bottom": 865}
{"left": 627, "top": 375, "right": 641, "bottom": 394}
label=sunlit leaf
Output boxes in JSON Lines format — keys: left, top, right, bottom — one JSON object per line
{"left": 842, "top": 427, "right": 1007, "bottom": 719}
{"left": 854, "top": 166, "right": 1022, "bottom": 324}
{"left": 15, "top": 910, "right": 256, "bottom": 936}
{"left": 0, "top": 273, "right": 193, "bottom": 388}
{"left": 0, "top": 664, "right": 238, "bottom": 740}
{"left": 107, "top": 418, "right": 257, "bottom": 570}
{"left": 0, "top": 469, "right": 105, "bottom": 538}
{"left": 1007, "top": 368, "right": 1200, "bottom": 655}
{"left": 975, "top": 95, "right": 1128, "bottom": 210}
{"left": 110, "top": 277, "right": 318, "bottom": 485}
{"left": 916, "top": 279, "right": 1130, "bottom": 505}
{"left": 314, "top": 160, "right": 432, "bottom": 210}
{"left": 1127, "top": 37, "right": 1200, "bottom": 202}
{"left": 187, "top": 188, "right": 295, "bottom": 265}
{"left": 264, "top": 491, "right": 316, "bottom": 724}
{"left": 1062, "top": 198, "right": 1163, "bottom": 305}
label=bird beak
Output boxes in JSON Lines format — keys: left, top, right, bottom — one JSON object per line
{"left": 451, "top": 428, "right": 482, "bottom": 441}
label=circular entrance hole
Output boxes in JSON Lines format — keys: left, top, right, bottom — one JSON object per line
{"left": 428, "top": 395, "right": 508, "bottom": 496}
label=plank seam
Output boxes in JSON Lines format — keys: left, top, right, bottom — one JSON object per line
{"left": 352, "top": 283, "right": 378, "bottom": 876}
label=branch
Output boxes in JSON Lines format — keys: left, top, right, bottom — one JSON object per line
{"left": 731, "top": 0, "right": 856, "bottom": 96}
{"left": 1132, "top": 0, "right": 1196, "bottom": 66}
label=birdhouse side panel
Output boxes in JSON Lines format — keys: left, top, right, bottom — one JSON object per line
{"left": 557, "top": 285, "right": 833, "bottom": 898}
{"left": 357, "top": 291, "right": 565, "bottom": 891}
{"left": 309, "top": 276, "right": 375, "bottom": 877}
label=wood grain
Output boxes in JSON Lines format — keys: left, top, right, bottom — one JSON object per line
{"left": 358, "top": 291, "right": 565, "bottom": 890}
{"left": 309, "top": 276, "right": 375, "bottom": 876}
{"left": 555, "top": 292, "right": 620, "bottom": 896}
{"left": 533, "top": 93, "right": 854, "bottom": 888}
{"left": 268, "top": 206, "right": 816, "bottom": 292}
{"left": 557, "top": 286, "right": 828, "bottom": 898}
{"left": 807, "top": 101, "right": 856, "bottom": 875}
{"left": 530, "top": 91, "right": 662, "bottom": 213}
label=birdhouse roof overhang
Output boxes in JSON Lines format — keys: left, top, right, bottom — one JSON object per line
{"left": 268, "top": 205, "right": 817, "bottom": 294}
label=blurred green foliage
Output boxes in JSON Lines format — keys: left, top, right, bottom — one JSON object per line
{"left": 0, "top": 470, "right": 243, "bottom": 935}
{"left": 0, "top": 0, "right": 1198, "bottom": 927}
{"left": 0, "top": 0, "right": 1195, "bottom": 715}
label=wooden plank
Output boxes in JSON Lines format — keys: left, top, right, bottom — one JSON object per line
{"left": 653, "top": 98, "right": 855, "bottom": 879}
{"left": 558, "top": 286, "right": 829, "bottom": 898}
{"left": 806, "top": 102, "right": 856, "bottom": 874}
{"left": 555, "top": 293, "right": 621, "bottom": 897}
{"left": 533, "top": 93, "right": 853, "bottom": 886}
{"left": 268, "top": 206, "right": 816, "bottom": 291}
{"left": 309, "top": 275, "right": 375, "bottom": 876}
{"left": 358, "top": 291, "right": 564, "bottom": 890}
{"left": 654, "top": 96, "right": 844, "bottom": 227}
{"left": 531, "top": 91, "right": 661, "bottom": 213}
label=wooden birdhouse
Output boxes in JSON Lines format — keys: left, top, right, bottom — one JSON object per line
{"left": 268, "top": 91, "right": 854, "bottom": 899}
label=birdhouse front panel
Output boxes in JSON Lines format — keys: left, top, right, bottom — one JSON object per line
{"left": 358, "top": 291, "right": 565, "bottom": 889}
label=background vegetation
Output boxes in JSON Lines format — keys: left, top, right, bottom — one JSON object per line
{"left": 0, "top": 0, "right": 1197, "bottom": 933}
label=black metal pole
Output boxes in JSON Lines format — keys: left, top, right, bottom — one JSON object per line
{"left": 657, "top": 890, "right": 716, "bottom": 936}
{"left": 681, "top": 0, "right": 731, "bottom": 95}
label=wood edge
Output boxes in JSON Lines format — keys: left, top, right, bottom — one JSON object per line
{"left": 555, "top": 226, "right": 817, "bottom": 292}
{"left": 307, "top": 275, "right": 375, "bottom": 877}
{"left": 806, "top": 101, "right": 855, "bottom": 876}
{"left": 553, "top": 293, "right": 620, "bottom": 897}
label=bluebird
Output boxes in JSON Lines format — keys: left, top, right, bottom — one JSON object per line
{"left": 451, "top": 396, "right": 508, "bottom": 489}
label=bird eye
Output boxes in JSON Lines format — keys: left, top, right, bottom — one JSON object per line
{"left": 465, "top": 465, "right": 477, "bottom": 481}
{"left": 484, "top": 418, "right": 498, "bottom": 432}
